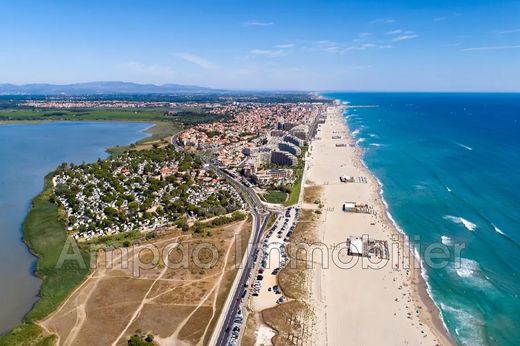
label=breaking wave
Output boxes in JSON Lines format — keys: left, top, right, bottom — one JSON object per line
{"left": 454, "top": 258, "right": 479, "bottom": 278}
{"left": 491, "top": 223, "right": 505, "bottom": 236}
{"left": 439, "top": 303, "right": 484, "bottom": 345}
{"left": 441, "top": 235, "right": 453, "bottom": 245}
{"left": 453, "top": 141, "right": 473, "bottom": 151}
{"left": 444, "top": 215, "right": 477, "bottom": 231}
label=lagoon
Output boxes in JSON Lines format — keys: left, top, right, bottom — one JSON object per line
{"left": 0, "top": 121, "right": 150, "bottom": 333}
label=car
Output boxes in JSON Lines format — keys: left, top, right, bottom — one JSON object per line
{"left": 259, "top": 268, "right": 264, "bottom": 274}
{"left": 271, "top": 268, "right": 280, "bottom": 275}
{"left": 257, "top": 275, "right": 264, "bottom": 281}
{"left": 252, "top": 292, "right": 259, "bottom": 296}
{"left": 276, "top": 296, "right": 286, "bottom": 304}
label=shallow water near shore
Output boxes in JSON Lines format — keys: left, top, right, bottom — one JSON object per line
{"left": 0, "top": 121, "right": 151, "bottom": 333}
{"left": 327, "top": 92, "right": 520, "bottom": 346}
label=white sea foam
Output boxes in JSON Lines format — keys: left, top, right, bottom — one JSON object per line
{"left": 454, "top": 141, "right": 473, "bottom": 151}
{"left": 491, "top": 223, "right": 506, "bottom": 236}
{"left": 369, "top": 143, "right": 382, "bottom": 147}
{"left": 454, "top": 258, "right": 479, "bottom": 278}
{"left": 351, "top": 128, "right": 360, "bottom": 137}
{"left": 444, "top": 215, "right": 477, "bottom": 231}
{"left": 368, "top": 133, "right": 378, "bottom": 138}
{"left": 441, "top": 235, "right": 453, "bottom": 245}
{"left": 439, "top": 303, "right": 484, "bottom": 345}
{"left": 356, "top": 138, "right": 365, "bottom": 145}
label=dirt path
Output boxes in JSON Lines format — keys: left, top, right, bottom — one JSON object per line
{"left": 111, "top": 242, "right": 179, "bottom": 346}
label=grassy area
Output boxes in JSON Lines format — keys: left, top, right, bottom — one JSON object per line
{"left": 263, "top": 190, "right": 288, "bottom": 204}
{"left": 0, "top": 109, "right": 167, "bottom": 122}
{"left": 0, "top": 174, "right": 91, "bottom": 346}
{"left": 0, "top": 323, "right": 56, "bottom": 346}
{"left": 284, "top": 167, "right": 303, "bottom": 207}
{"left": 107, "top": 120, "right": 183, "bottom": 155}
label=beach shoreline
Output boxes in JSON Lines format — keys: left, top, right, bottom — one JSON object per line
{"left": 306, "top": 104, "right": 454, "bottom": 345}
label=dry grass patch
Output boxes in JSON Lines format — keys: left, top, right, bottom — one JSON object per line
{"left": 262, "top": 301, "right": 315, "bottom": 346}
{"left": 303, "top": 184, "right": 322, "bottom": 204}
{"left": 39, "top": 218, "right": 252, "bottom": 346}
{"left": 241, "top": 312, "right": 259, "bottom": 346}
{"left": 178, "top": 306, "right": 213, "bottom": 344}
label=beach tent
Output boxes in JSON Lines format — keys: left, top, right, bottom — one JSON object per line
{"left": 349, "top": 237, "right": 363, "bottom": 256}
{"left": 343, "top": 202, "right": 356, "bottom": 212}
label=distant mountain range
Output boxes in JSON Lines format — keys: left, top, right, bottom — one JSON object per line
{"left": 0, "top": 81, "right": 219, "bottom": 95}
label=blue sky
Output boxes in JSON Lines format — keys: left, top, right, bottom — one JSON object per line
{"left": 1, "top": 0, "right": 519, "bottom": 91}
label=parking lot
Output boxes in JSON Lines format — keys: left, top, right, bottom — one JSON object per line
{"left": 226, "top": 207, "right": 300, "bottom": 346}
{"left": 251, "top": 207, "right": 299, "bottom": 311}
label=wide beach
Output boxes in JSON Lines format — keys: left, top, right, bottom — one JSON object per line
{"left": 305, "top": 105, "right": 453, "bottom": 345}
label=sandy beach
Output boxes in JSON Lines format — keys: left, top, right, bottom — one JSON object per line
{"left": 305, "top": 105, "right": 453, "bottom": 346}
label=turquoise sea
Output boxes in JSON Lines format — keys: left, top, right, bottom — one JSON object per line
{"left": 326, "top": 93, "right": 520, "bottom": 346}
{"left": 0, "top": 121, "right": 150, "bottom": 333}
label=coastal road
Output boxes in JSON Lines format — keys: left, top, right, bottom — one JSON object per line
{"left": 208, "top": 161, "right": 271, "bottom": 346}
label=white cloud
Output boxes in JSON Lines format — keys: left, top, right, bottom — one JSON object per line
{"left": 250, "top": 49, "right": 287, "bottom": 57}
{"left": 275, "top": 43, "right": 296, "bottom": 49}
{"left": 311, "top": 40, "right": 339, "bottom": 53}
{"left": 434, "top": 16, "right": 448, "bottom": 22}
{"left": 343, "top": 43, "right": 392, "bottom": 52}
{"left": 119, "top": 61, "right": 174, "bottom": 76}
{"left": 386, "top": 29, "right": 403, "bottom": 35}
{"left": 243, "top": 20, "right": 273, "bottom": 27}
{"left": 492, "top": 29, "right": 520, "bottom": 34}
{"left": 391, "top": 32, "right": 419, "bottom": 42}
{"left": 370, "top": 18, "right": 396, "bottom": 24}
{"left": 173, "top": 53, "right": 217, "bottom": 69}
{"left": 461, "top": 45, "right": 520, "bottom": 51}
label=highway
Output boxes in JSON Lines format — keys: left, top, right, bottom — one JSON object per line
{"left": 209, "top": 161, "right": 271, "bottom": 346}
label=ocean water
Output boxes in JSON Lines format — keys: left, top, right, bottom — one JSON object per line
{"left": 0, "top": 121, "right": 151, "bottom": 333}
{"left": 326, "top": 93, "right": 520, "bottom": 346}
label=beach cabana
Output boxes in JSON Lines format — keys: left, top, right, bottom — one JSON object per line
{"left": 342, "top": 202, "right": 356, "bottom": 212}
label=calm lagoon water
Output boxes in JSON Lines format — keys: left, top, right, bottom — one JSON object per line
{"left": 327, "top": 93, "right": 520, "bottom": 346}
{"left": 0, "top": 121, "right": 150, "bottom": 333}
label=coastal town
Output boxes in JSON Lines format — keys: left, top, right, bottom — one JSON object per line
{"left": 1, "top": 95, "right": 450, "bottom": 346}
{"left": 48, "top": 99, "right": 327, "bottom": 242}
